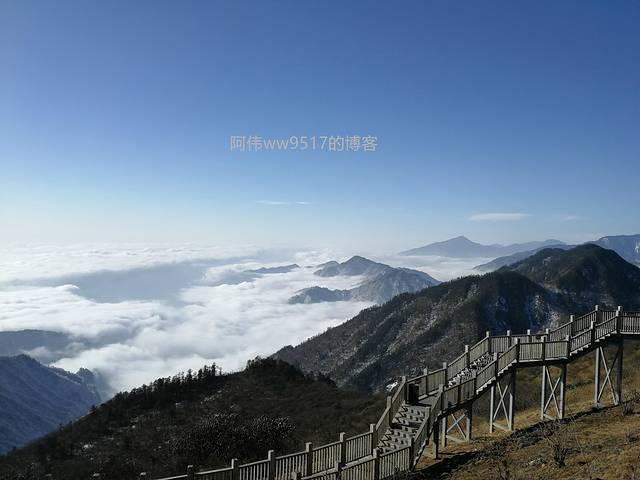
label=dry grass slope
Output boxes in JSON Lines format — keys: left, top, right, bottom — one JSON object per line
{"left": 414, "top": 340, "right": 640, "bottom": 479}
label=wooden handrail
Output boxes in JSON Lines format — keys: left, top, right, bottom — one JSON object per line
{"left": 148, "top": 306, "right": 640, "bottom": 480}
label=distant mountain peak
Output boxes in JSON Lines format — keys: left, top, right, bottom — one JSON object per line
{"left": 451, "top": 235, "right": 472, "bottom": 242}
{"left": 314, "top": 255, "right": 389, "bottom": 277}
{"left": 278, "top": 244, "right": 640, "bottom": 393}
{"left": 589, "top": 234, "right": 640, "bottom": 266}
{"left": 399, "top": 237, "right": 565, "bottom": 259}
{"left": 292, "top": 256, "right": 439, "bottom": 304}
{"left": 344, "top": 255, "right": 377, "bottom": 265}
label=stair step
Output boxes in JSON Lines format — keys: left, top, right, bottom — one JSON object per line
{"left": 401, "top": 403, "right": 429, "bottom": 413}
{"left": 395, "top": 418, "right": 422, "bottom": 428}
{"left": 395, "top": 424, "right": 418, "bottom": 434}
{"left": 397, "top": 412, "right": 424, "bottom": 423}
{"left": 385, "top": 435, "right": 411, "bottom": 447}
{"left": 388, "top": 429, "right": 413, "bottom": 439}
{"left": 401, "top": 407, "right": 428, "bottom": 417}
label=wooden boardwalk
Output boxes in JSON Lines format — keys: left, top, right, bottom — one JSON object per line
{"left": 147, "top": 306, "right": 640, "bottom": 480}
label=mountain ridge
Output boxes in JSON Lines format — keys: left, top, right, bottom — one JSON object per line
{"left": 474, "top": 234, "right": 640, "bottom": 272}
{"left": 474, "top": 244, "right": 572, "bottom": 272}
{"left": 289, "top": 256, "right": 439, "bottom": 304}
{"left": 0, "top": 355, "right": 101, "bottom": 453}
{"left": 589, "top": 234, "right": 640, "bottom": 266}
{"left": 399, "top": 236, "right": 564, "bottom": 258}
{"left": 276, "top": 245, "right": 640, "bottom": 392}
{"left": 0, "top": 358, "right": 382, "bottom": 479}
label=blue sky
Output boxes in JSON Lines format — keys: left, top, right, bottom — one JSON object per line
{"left": 1, "top": 0, "right": 639, "bottom": 250}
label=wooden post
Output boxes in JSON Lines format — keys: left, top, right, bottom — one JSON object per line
{"left": 409, "top": 436, "right": 416, "bottom": 469}
{"left": 339, "top": 432, "right": 346, "bottom": 465}
{"left": 440, "top": 416, "right": 448, "bottom": 448}
{"left": 508, "top": 370, "right": 516, "bottom": 431}
{"left": 305, "top": 443, "right": 313, "bottom": 476}
{"left": 541, "top": 336, "right": 546, "bottom": 360}
{"left": 372, "top": 448, "right": 380, "bottom": 480}
{"left": 559, "top": 363, "right": 567, "bottom": 419}
{"left": 304, "top": 442, "right": 313, "bottom": 477}
{"left": 486, "top": 330, "right": 491, "bottom": 354}
{"left": 526, "top": 328, "right": 532, "bottom": 343}
{"left": 386, "top": 395, "right": 393, "bottom": 426}
{"left": 431, "top": 417, "right": 440, "bottom": 458}
{"left": 616, "top": 306, "right": 624, "bottom": 333}
{"left": 569, "top": 314, "right": 575, "bottom": 334}
{"left": 423, "top": 367, "right": 429, "bottom": 394}
{"left": 617, "top": 337, "right": 624, "bottom": 405}
{"left": 515, "top": 338, "right": 520, "bottom": 362}
{"left": 472, "top": 368, "right": 477, "bottom": 393}
{"left": 540, "top": 365, "right": 546, "bottom": 419}
{"left": 489, "top": 382, "right": 495, "bottom": 434}
{"left": 465, "top": 405, "right": 473, "bottom": 441}
{"left": 369, "top": 424, "right": 376, "bottom": 451}
{"left": 464, "top": 344, "right": 470, "bottom": 368}
{"left": 268, "top": 450, "right": 275, "bottom": 480}
{"left": 231, "top": 458, "right": 239, "bottom": 480}
{"left": 401, "top": 375, "right": 408, "bottom": 401}
{"left": 594, "top": 344, "right": 601, "bottom": 407}
{"left": 187, "top": 465, "right": 195, "bottom": 480}
{"left": 443, "top": 361, "right": 449, "bottom": 384}
{"left": 407, "top": 382, "right": 419, "bottom": 404}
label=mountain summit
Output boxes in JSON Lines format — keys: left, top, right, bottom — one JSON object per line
{"left": 277, "top": 245, "right": 640, "bottom": 392}
{"left": 290, "top": 257, "right": 439, "bottom": 305}
{"left": 399, "top": 236, "right": 564, "bottom": 258}
{"left": 314, "top": 256, "right": 391, "bottom": 277}
{"left": 500, "top": 244, "right": 640, "bottom": 308}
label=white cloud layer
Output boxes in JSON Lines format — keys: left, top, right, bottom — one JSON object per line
{"left": 0, "top": 244, "right": 261, "bottom": 284}
{"left": 0, "top": 244, "right": 474, "bottom": 397}
{"left": 0, "top": 245, "right": 369, "bottom": 396}
{"left": 468, "top": 212, "right": 530, "bottom": 222}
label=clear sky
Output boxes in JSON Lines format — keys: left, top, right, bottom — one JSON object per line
{"left": 1, "top": 0, "right": 639, "bottom": 251}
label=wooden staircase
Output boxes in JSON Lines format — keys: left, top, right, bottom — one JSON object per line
{"left": 149, "top": 306, "right": 640, "bottom": 480}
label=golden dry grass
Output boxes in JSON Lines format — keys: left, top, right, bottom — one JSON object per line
{"left": 414, "top": 340, "right": 640, "bottom": 479}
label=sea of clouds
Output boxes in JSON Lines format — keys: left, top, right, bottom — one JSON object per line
{"left": 0, "top": 244, "right": 484, "bottom": 397}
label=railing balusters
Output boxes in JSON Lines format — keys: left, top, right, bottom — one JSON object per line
{"left": 149, "top": 306, "right": 640, "bottom": 480}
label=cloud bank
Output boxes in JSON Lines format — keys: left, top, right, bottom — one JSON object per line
{"left": 0, "top": 245, "right": 369, "bottom": 396}
{"left": 0, "top": 244, "right": 471, "bottom": 398}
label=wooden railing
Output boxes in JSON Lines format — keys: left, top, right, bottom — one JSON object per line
{"left": 147, "top": 307, "right": 640, "bottom": 480}
{"left": 446, "top": 352, "right": 468, "bottom": 380}
{"left": 468, "top": 336, "right": 489, "bottom": 363}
